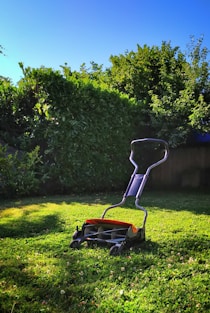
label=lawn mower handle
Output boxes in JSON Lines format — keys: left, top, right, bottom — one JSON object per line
{"left": 129, "top": 138, "right": 169, "bottom": 201}
{"left": 101, "top": 138, "right": 169, "bottom": 225}
{"left": 130, "top": 138, "right": 169, "bottom": 175}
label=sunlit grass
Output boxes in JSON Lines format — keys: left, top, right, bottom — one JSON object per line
{"left": 0, "top": 192, "right": 209, "bottom": 313}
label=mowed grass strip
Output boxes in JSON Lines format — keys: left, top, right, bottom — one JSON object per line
{"left": 0, "top": 192, "right": 209, "bottom": 313}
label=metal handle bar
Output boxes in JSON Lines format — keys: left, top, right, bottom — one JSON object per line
{"left": 129, "top": 138, "right": 169, "bottom": 175}
{"left": 101, "top": 138, "right": 169, "bottom": 226}
{"left": 130, "top": 138, "right": 169, "bottom": 200}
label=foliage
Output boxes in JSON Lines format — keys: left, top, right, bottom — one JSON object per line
{"left": 109, "top": 43, "right": 183, "bottom": 100}
{"left": 0, "top": 192, "right": 209, "bottom": 312}
{"left": 0, "top": 44, "right": 3, "bottom": 55}
{"left": 0, "top": 66, "right": 136, "bottom": 195}
{"left": 0, "top": 80, "right": 20, "bottom": 144}
{"left": 0, "top": 37, "right": 209, "bottom": 196}
{"left": 0, "top": 45, "right": 12, "bottom": 82}
{"left": 149, "top": 39, "right": 210, "bottom": 146}
{"left": 0, "top": 144, "right": 41, "bottom": 197}
{"left": 108, "top": 39, "right": 210, "bottom": 146}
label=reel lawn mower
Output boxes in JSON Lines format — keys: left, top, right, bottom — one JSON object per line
{"left": 70, "top": 138, "right": 169, "bottom": 255}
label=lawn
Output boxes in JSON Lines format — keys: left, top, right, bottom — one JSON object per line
{"left": 0, "top": 192, "right": 209, "bottom": 313}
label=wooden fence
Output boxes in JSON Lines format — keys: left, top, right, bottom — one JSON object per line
{"left": 150, "top": 145, "right": 210, "bottom": 190}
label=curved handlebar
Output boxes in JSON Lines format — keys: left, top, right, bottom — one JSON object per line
{"left": 131, "top": 137, "right": 169, "bottom": 148}
{"left": 129, "top": 138, "right": 169, "bottom": 174}
{"left": 101, "top": 138, "right": 169, "bottom": 221}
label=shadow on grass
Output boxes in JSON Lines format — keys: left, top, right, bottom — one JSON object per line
{"left": 0, "top": 190, "right": 210, "bottom": 216}
{"left": 1, "top": 227, "right": 209, "bottom": 313}
{"left": 69, "top": 238, "right": 160, "bottom": 256}
{"left": 0, "top": 257, "right": 76, "bottom": 313}
{"left": 0, "top": 260, "right": 43, "bottom": 313}
{"left": 120, "top": 191, "right": 210, "bottom": 215}
{"left": 0, "top": 190, "right": 209, "bottom": 313}
{"left": 0, "top": 213, "right": 64, "bottom": 238}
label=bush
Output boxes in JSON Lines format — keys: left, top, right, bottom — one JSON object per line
{"left": 4, "top": 67, "right": 139, "bottom": 194}
{"left": 40, "top": 78, "right": 137, "bottom": 193}
{"left": 0, "top": 145, "right": 41, "bottom": 198}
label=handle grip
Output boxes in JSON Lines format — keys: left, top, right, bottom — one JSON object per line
{"left": 130, "top": 138, "right": 169, "bottom": 173}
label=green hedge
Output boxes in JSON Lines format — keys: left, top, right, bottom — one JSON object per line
{"left": 41, "top": 77, "right": 139, "bottom": 193}
{"left": 0, "top": 145, "right": 41, "bottom": 198}
{"left": 0, "top": 68, "right": 143, "bottom": 197}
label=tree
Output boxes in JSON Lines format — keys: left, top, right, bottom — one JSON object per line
{"left": 108, "top": 42, "right": 186, "bottom": 100}
{"left": 107, "top": 39, "right": 210, "bottom": 146}
{"left": 0, "top": 44, "right": 4, "bottom": 55}
{"left": 150, "top": 37, "right": 210, "bottom": 145}
{"left": 0, "top": 44, "right": 11, "bottom": 81}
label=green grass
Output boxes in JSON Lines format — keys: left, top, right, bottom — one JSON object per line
{"left": 0, "top": 192, "right": 209, "bottom": 313}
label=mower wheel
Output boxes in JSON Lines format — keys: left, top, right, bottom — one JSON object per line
{"left": 87, "top": 240, "right": 94, "bottom": 247}
{"left": 73, "top": 230, "right": 82, "bottom": 239}
{"left": 109, "top": 245, "right": 121, "bottom": 256}
{"left": 69, "top": 240, "right": 80, "bottom": 249}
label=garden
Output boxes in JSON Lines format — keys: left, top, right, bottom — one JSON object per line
{"left": 0, "top": 37, "right": 209, "bottom": 312}
{"left": 0, "top": 192, "right": 209, "bottom": 312}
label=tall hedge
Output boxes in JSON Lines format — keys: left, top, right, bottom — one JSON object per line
{"left": 0, "top": 67, "right": 140, "bottom": 196}
{"left": 1, "top": 38, "right": 209, "bottom": 197}
{"left": 41, "top": 71, "right": 138, "bottom": 193}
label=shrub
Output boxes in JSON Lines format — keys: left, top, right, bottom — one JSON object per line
{"left": 0, "top": 145, "right": 41, "bottom": 198}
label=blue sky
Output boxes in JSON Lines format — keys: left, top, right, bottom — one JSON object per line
{"left": 1, "top": 0, "right": 210, "bottom": 84}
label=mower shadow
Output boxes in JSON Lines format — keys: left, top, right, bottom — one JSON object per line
{"left": 118, "top": 191, "right": 210, "bottom": 215}
{"left": 75, "top": 238, "right": 160, "bottom": 257}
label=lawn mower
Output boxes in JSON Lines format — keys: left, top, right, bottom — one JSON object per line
{"left": 69, "top": 138, "right": 169, "bottom": 255}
